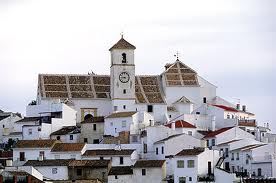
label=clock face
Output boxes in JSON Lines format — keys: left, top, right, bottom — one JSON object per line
{"left": 119, "top": 72, "right": 130, "bottom": 83}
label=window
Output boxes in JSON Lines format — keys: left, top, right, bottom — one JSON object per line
{"left": 142, "top": 169, "right": 146, "bottom": 176}
{"left": 84, "top": 138, "right": 88, "bottom": 143}
{"left": 207, "top": 140, "right": 209, "bottom": 147}
{"left": 57, "top": 136, "right": 60, "bottom": 140}
{"left": 196, "top": 112, "right": 200, "bottom": 115}
{"left": 147, "top": 105, "right": 153, "bottom": 112}
{"left": 39, "top": 151, "right": 44, "bottom": 159}
{"left": 211, "top": 139, "right": 215, "bottom": 146}
{"left": 77, "top": 169, "right": 82, "bottom": 176}
{"left": 161, "top": 146, "right": 164, "bottom": 154}
{"left": 115, "top": 175, "right": 118, "bottom": 179}
{"left": 122, "top": 121, "right": 126, "bottom": 128}
{"left": 93, "top": 124, "right": 97, "bottom": 131}
{"left": 227, "top": 114, "right": 230, "bottom": 119}
{"left": 114, "top": 106, "right": 118, "bottom": 111}
{"left": 231, "top": 153, "right": 234, "bottom": 160}
{"left": 169, "top": 115, "right": 171, "bottom": 118}
{"left": 188, "top": 131, "right": 192, "bottom": 136}
{"left": 143, "top": 143, "right": 147, "bottom": 153}
{"left": 236, "top": 152, "right": 239, "bottom": 160}
{"left": 100, "top": 157, "right": 104, "bottom": 160}
{"left": 70, "top": 135, "right": 74, "bottom": 140}
{"left": 232, "top": 166, "right": 235, "bottom": 172}
{"left": 123, "top": 105, "right": 126, "bottom": 109}
{"left": 156, "top": 147, "right": 158, "bottom": 155}
{"left": 225, "top": 148, "right": 229, "bottom": 157}
{"left": 187, "top": 160, "right": 194, "bottom": 168}
{"left": 52, "top": 168, "right": 57, "bottom": 174}
{"left": 19, "top": 152, "right": 25, "bottom": 161}
{"left": 203, "top": 97, "right": 207, "bottom": 103}
{"left": 132, "top": 135, "right": 138, "bottom": 143}
{"left": 257, "top": 168, "right": 262, "bottom": 176}
{"left": 122, "top": 53, "right": 127, "bottom": 63}
{"left": 177, "top": 160, "right": 184, "bottom": 168}
{"left": 123, "top": 89, "right": 126, "bottom": 94}
{"left": 120, "top": 157, "right": 124, "bottom": 165}
{"left": 179, "top": 177, "right": 186, "bottom": 183}
{"left": 28, "top": 128, "right": 32, "bottom": 135}
{"left": 38, "top": 127, "right": 41, "bottom": 131}
{"left": 93, "top": 139, "right": 99, "bottom": 144}
{"left": 189, "top": 177, "right": 192, "bottom": 181}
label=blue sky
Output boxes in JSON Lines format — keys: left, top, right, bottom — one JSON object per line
{"left": 0, "top": 0, "right": 275, "bottom": 130}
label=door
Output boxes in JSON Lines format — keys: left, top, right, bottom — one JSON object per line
{"left": 208, "top": 161, "right": 212, "bottom": 175}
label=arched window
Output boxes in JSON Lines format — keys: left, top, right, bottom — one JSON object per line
{"left": 84, "top": 114, "right": 93, "bottom": 120}
{"left": 122, "top": 53, "right": 127, "bottom": 63}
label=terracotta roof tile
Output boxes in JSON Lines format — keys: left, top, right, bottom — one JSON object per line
{"left": 24, "top": 159, "right": 71, "bottom": 166}
{"left": 13, "top": 140, "right": 57, "bottom": 148}
{"left": 133, "top": 160, "right": 165, "bottom": 168}
{"left": 109, "top": 37, "right": 136, "bottom": 51}
{"left": 83, "top": 149, "right": 134, "bottom": 156}
{"left": 204, "top": 127, "right": 233, "bottom": 139}
{"left": 212, "top": 104, "right": 239, "bottom": 112}
{"left": 108, "top": 166, "right": 133, "bottom": 175}
{"left": 175, "top": 148, "right": 205, "bottom": 156}
{"left": 50, "top": 126, "right": 80, "bottom": 136}
{"left": 165, "top": 120, "right": 196, "bottom": 129}
{"left": 51, "top": 143, "right": 85, "bottom": 152}
{"left": 105, "top": 111, "right": 137, "bottom": 118}
{"left": 68, "top": 160, "right": 110, "bottom": 167}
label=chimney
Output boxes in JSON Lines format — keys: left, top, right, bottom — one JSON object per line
{"left": 242, "top": 105, "right": 246, "bottom": 112}
{"left": 171, "top": 121, "right": 176, "bottom": 130}
{"left": 236, "top": 104, "right": 240, "bottom": 110}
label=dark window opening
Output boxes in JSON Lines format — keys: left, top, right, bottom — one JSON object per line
{"left": 115, "top": 175, "right": 118, "bottom": 179}
{"left": 147, "top": 105, "right": 153, "bottom": 113}
{"left": 120, "top": 157, "right": 124, "bottom": 165}
{"left": 161, "top": 146, "right": 164, "bottom": 154}
{"left": 142, "top": 169, "right": 146, "bottom": 176}
{"left": 70, "top": 135, "right": 73, "bottom": 140}
{"left": 100, "top": 157, "right": 104, "bottom": 160}
{"left": 19, "top": 152, "right": 25, "bottom": 161}
{"left": 203, "top": 97, "right": 207, "bottom": 103}
{"left": 76, "top": 169, "right": 82, "bottom": 176}
{"left": 57, "top": 136, "right": 60, "bottom": 140}
{"left": 122, "top": 53, "right": 127, "bottom": 63}
{"left": 93, "top": 124, "right": 97, "bottom": 131}
{"left": 93, "top": 139, "right": 100, "bottom": 144}
{"left": 84, "top": 114, "right": 93, "bottom": 120}
{"left": 84, "top": 138, "right": 88, "bottom": 143}
{"left": 123, "top": 89, "right": 126, "bottom": 94}
{"left": 156, "top": 147, "right": 158, "bottom": 155}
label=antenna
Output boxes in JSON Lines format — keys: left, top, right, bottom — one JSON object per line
{"left": 120, "top": 31, "right": 124, "bottom": 38}
{"left": 174, "top": 51, "right": 180, "bottom": 61}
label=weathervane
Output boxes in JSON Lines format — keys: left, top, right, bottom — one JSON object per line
{"left": 174, "top": 51, "right": 180, "bottom": 61}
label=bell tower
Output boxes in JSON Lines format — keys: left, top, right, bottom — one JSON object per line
{"left": 109, "top": 35, "right": 136, "bottom": 112}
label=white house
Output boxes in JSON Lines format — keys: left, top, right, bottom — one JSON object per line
{"left": 173, "top": 148, "right": 220, "bottom": 183}
{"left": 164, "top": 120, "right": 197, "bottom": 136}
{"left": 108, "top": 166, "right": 133, "bottom": 183}
{"left": 50, "top": 126, "right": 80, "bottom": 143}
{"left": 80, "top": 116, "right": 105, "bottom": 144}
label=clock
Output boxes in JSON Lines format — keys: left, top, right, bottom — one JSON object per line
{"left": 119, "top": 72, "right": 130, "bottom": 83}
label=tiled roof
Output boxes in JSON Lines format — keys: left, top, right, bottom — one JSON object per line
{"left": 108, "top": 166, "right": 133, "bottom": 175}
{"left": 9, "top": 132, "right": 22, "bottom": 136}
{"left": 39, "top": 74, "right": 166, "bottom": 104}
{"left": 81, "top": 116, "right": 105, "bottom": 123}
{"left": 0, "top": 151, "right": 12, "bottom": 158}
{"left": 83, "top": 149, "right": 134, "bottom": 156}
{"left": 212, "top": 104, "right": 239, "bottom": 112}
{"left": 163, "top": 60, "right": 199, "bottom": 86}
{"left": 0, "top": 115, "right": 9, "bottom": 121}
{"left": 24, "top": 159, "right": 71, "bottom": 166}
{"left": 165, "top": 120, "right": 196, "bottom": 129}
{"left": 133, "top": 160, "right": 165, "bottom": 168}
{"left": 204, "top": 127, "right": 233, "bottom": 139}
{"left": 51, "top": 143, "right": 85, "bottom": 152}
{"left": 167, "top": 106, "right": 177, "bottom": 112}
{"left": 68, "top": 160, "right": 110, "bottom": 167}
{"left": 154, "top": 134, "right": 183, "bottom": 144}
{"left": 175, "top": 148, "right": 205, "bottom": 156}
{"left": 50, "top": 126, "right": 80, "bottom": 136}
{"left": 106, "top": 111, "right": 137, "bottom": 118}
{"left": 173, "top": 96, "right": 192, "bottom": 104}
{"left": 109, "top": 37, "right": 136, "bottom": 51}
{"left": 16, "top": 117, "right": 41, "bottom": 123}
{"left": 13, "top": 139, "right": 57, "bottom": 148}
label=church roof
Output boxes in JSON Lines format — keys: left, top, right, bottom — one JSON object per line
{"left": 109, "top": 37, "right": 136, "bottom": 51}
{"left": 163, "top": 60, "right": 199, "bottom": 86}
{"left": 38, "top": 74, "right": 166, "bottom": 104}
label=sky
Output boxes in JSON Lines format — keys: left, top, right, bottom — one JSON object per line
{"left": 0, "top": 0, "right": 275, "bottom": 130}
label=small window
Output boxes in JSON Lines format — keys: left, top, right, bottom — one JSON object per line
{"left": 177, "top": 160, "right": 184, "bottom": 168}
{"left": 196, "top": 112, "right": 200, "bottom": 115}
{"left": 169, "top": 115, "right": 172, "bottom": 118}
{"left": 77, "top": 169, "right": 82, "bottom": 176}
{"left": 188, "top": 131, "right": 192, "bottom": 136}
{"left": 189, "top": 177, "right": 192, "bottom": 181}
{"left": 70, "top": 135, "right": 74, "bottom": 140}
{"left": 52, "top": 168, "right": 58, "bottom": 174}
{"left": 120, "top": 157, "right": 124, "bottom": 165}
{"left": 161, "top": 146, "right": 164, "bottom": 154}
{"left": 179, "top": 177, "right": 186, "bottom": 183}
{"left": 225, "top": 148, "right": 229, "bottom": 157}
{"left": 123, "top": 105, "right": 126, "bottom": 109}
{"left": 28, "top": 129, "right": 32, "bottom": 135}
{"left": 57, "top": 136, "right": 60, "bottom": 140}
{"left": 236, "top": 152, "right": 239, "bottom": 160}
{"left": 114, "top": 106, "right": 118, "bottom": 111}
{"left": 122, "top": 121, "right": 126, "bottom": 128}
{"left": 206, "top": 140, "right": 209, "bottom": 147}
{"left": 84, "top": 138, "right": 88, "bottom": 143}
{"left": 231, "top": 153, "right": 234, "bottom": 160}
{"left": 142, "top": 169, "right": 146, "bottom": 176}
{"left": 115, "top": 175, "right": 118, "bottom": 179}
{"left": 122, "top": 53, "right": 127, "bottom": 63}
{"left": 143, "top": 144, "right": 147, "bottom": 153}
{"left": 93, "top": 124, "right": 97, "bottom": 131}
{"left": 93, "top": 139, "right": 99, "bottom": 144}
{"left": 19, "top": 152, "right": 25, "bottom": 161}
{"left": 132, "top": 135, "right": 138, "bottom": 142}
{"left": 38, "top": 127, "right": 41, "bottom": 131}
{"left": 156, "top": 147, "right": 158, "bottom": 155}
{"left": 187, "top": 160, "right": 195, "bottom": 168}
{"left": 211, "top": 139, "right": 215, "bottom": 146}
{"left": 123, "top": 89, "right": 126, "bottom": 94}
{"left": 257, "top": 168, "right": 262, "bottom": 176}
{"left": 203, "top": 97, "right": 207, "bottom": 103}
{"left": 147, "top": 105, "right": 153, "bottom": 112}
{"left": 100, "top": 157, "right": 104, "bottom": 160}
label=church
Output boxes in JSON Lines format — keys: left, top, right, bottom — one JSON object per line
{"left": 36, "top": 36, "right": 217, "bottom": 123}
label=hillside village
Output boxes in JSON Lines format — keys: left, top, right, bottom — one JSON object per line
{"left": 0, "top": 36, "right": 275, "bottom": 183}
